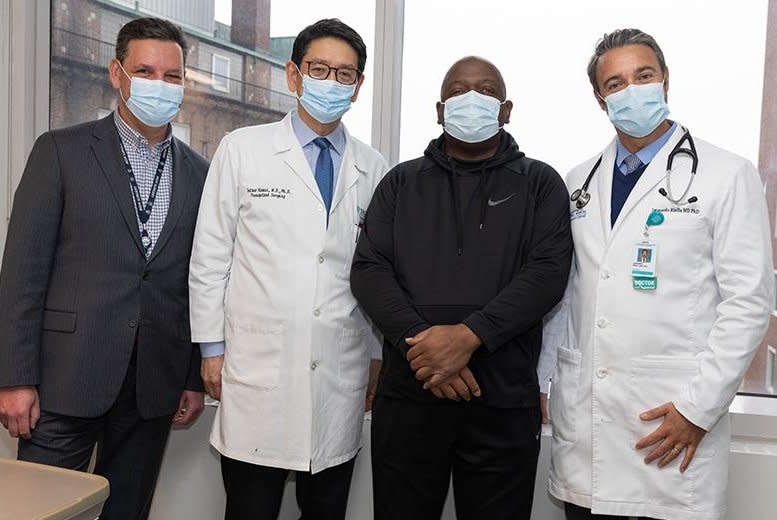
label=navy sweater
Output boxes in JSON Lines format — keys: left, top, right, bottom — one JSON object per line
{"left": 610, "top": 161, "right": 649, "bottom": 226}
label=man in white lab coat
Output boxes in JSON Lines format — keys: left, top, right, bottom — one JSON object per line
{"left": 188, "top": 18, "right": 387, "bottom": 520}
{"left": 543, "top": 28, "right": 774, "bottom": 520}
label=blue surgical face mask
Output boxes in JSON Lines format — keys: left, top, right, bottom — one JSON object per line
{"left": 117, "top": 61, "right": 184, "bottom": 128}
{"left": 295, "top": 65, "right": 356, "bottom": 124}
{"left": 442, "top": 90, "right": 505, "bottom": 144}
{"left": 602, "top": 82, "right": 669, "bottom": 138}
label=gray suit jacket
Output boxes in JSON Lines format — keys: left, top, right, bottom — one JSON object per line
{"left": 0, "top": 114, "right": 209, "bottom": 419}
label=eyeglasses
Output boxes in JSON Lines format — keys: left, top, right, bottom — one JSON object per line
{"left": 304, "top": 60, "right": 361, "bottom": 86}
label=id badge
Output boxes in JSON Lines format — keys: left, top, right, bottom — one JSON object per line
{"left": 632, "top": 242, "right": 657, "bottom": 290}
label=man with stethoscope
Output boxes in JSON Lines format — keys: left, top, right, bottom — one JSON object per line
{"left": 543, "top": 28, "right": 774, "bottom": 520}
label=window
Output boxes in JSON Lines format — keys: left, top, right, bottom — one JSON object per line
{"left": 401, "top": 0, "right": 775, "bottom": 397}
{"left": 49, "top": 0, "right": 375, "bottom": 162}
{"left": 260, "top": 0, "right": 376, "bottom": 149}
{"left": 51, "top": 0, "right": 296, "bottom": 161}
{"left": 211, "top": 53, "right": 230, "bottom": 93}
{"left": 171, "top": 121, "right": 190, "bottom": 145}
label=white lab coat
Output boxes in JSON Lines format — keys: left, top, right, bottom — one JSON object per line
{"left": 543, "top": 124, "right": 774, "bottom": 519}
{"left": 189, "top": 112, "right": 388, "bottom": 473}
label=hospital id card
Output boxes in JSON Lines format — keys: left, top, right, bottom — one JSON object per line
{"left": 632, "top": 242, "right": 657, "bottom": 291}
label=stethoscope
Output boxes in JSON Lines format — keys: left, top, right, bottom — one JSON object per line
{"left": 570, "top": 128, "right": 699, "bottom": 209}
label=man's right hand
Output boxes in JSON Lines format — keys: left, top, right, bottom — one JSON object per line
{"left": 429, "top": 366, "right": 481, "bottom": 401}
{"left": 0, "top": 386, "right": 40, "bottom": 439}
{"left": 201, "top": 355, "right": 224, "bottom": 401}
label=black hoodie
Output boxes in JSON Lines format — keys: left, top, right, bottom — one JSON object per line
{"left": 351, "top": 131, "right": 572, "bottom": 407}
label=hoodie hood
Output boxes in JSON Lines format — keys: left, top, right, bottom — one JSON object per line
{"left": 423, "top": 131, "right": 526, "bottom": 255}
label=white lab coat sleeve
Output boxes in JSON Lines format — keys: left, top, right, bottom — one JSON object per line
{"left": 188, "top": 136, "right": 239, "bottom": 343}
{"left": 538, "top": 266, "right": 573, "bottom": 394}
{"left": 674, "top": 160, "right": 774, "bottom": 431}
{"left": 370, "top": 325, "right": 383, "bottom": 360}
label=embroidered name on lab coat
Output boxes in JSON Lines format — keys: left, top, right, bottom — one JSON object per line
{"left": 247, "top": 187, "right": 292, "bottom": 200}
{"left": 653, "top": 206, "right": 700, "bottom": 215}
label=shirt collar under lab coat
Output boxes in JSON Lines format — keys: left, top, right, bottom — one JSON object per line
{"left": 290, "top": 109, "right": 346, "bottom": 160}
{"left": 615, "top": 120, "right": 677, "bottom": 175}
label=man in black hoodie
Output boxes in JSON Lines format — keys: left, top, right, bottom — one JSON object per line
{"left": 350, "top": 57, "right": 573, "bottom": 519}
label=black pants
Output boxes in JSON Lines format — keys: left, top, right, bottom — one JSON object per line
{"left": 565, "top": 502, "right": 658, "bottom": 520}
{"left": 17, "top": 350, "right": 173, "bottom": 520}
{"left": 371, "top": 395, "right": 541, "bottom": 520}
{"left": 220, "top": 455, "right": 356, "bottom": 520}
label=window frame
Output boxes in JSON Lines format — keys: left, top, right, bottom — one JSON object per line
{"left": 210, "top": 53, "right": 230, "bottom": 93}
{"left": 0, "top": 0, "right": 10, "bottom": 254}
{"left": 3, "top": 0, "right": 50, "bottom": 263}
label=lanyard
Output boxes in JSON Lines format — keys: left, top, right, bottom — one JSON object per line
{"left": 119, "top": 139, "right": 169, "bottom": 254}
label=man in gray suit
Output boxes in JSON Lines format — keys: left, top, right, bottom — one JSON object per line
{"left": 0, "top": 17, "right": 207, "bottom": 519}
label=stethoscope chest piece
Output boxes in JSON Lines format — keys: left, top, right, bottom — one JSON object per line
{"left": 569, "top": 155, "right": 602, "bottom": 210}
{"left": 571, "top": 190, "right": 590, "bottom": 209}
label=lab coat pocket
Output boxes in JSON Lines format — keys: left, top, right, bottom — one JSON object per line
{"left": 550, "top": 346, "right": 582, "bottom": 443}
{"left": 628, "top": 356, "right": 701, "bottom": 448}
{"left": 223, "top": 315, "right": 284, "bottom": 391}
{"left": 626, "top": 356, "right": 717, "bottom": 508}
{"left": 338, "top": 327, "right": 370, "bottom": 391}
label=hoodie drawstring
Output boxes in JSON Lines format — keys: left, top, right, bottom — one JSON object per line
{"left": 447, "top": 159, "right": 464, "bottom": 256}
{"left": 450, "top": 162, "right": 492, "bottom": 255}
{"left": 477, "top": 165, "right": 489, "bottom": 230}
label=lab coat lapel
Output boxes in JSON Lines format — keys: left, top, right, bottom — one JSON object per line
{"left": 274, "top": 114, "right": 325, "bottom": 205}
{"left": 609, "top": 124, "right": 683, "bottom": 238}
{"left": 596, "top": 139, "right": 617, "bottom": 242}
{"left": 330, "top": 130, "right": 360, "bottom": 214}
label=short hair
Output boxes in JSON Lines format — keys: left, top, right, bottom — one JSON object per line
{"left": 587, "top": 28, "right": 667, "bottom": 93}
{"left": 291, "top": 18, "right": 367, "bottom": 73}
{"left": 116, "top": 17, "right": 188, "bottom": 66}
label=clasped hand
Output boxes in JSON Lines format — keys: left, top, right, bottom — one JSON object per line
{"left": 405, "top": 324, "right": 482, "bottom": 401}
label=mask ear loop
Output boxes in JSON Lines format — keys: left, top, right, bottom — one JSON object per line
{"left": 115, "top": 59, "right": 133, "bottom": 105}
{"left": 291, "top": 62, "right": 306, "bottom": 101}
{"left": 496, "top": 99, "right": 508, "bottom": 132}
{"left": 116, "top": 59, "right": 131, "bottom": 80}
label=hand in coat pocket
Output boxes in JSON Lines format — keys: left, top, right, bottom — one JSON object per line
{"left": 635, "top": 401, "right": 707, "bottom": 473}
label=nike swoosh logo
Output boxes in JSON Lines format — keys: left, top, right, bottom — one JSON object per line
{"left": 487, "top": 193, "right": 516, "bottom": 207}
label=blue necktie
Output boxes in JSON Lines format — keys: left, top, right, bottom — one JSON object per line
{"left": 622, "top": 153, "right": 643, "bottom": 175}
{"left": 313, "top": 137, "right": 334, "bottom": 219}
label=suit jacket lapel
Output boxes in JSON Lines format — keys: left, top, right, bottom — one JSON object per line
{"left": 147, "top": 137, "right": 192, "bottom": 263}
{"left": 91, "top": 115, "right": 145, "bottom": 255}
